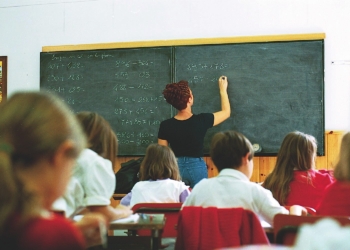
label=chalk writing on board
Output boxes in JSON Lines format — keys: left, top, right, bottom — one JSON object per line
{"left": 41, "top": 47, "right": 173, "bottom": 155}
{"left": 41, "top": 41, "right": 324, "bottom": 156}
{"left": 187, "top": 76, "right": 219, "bottom": 84}
{"left": 117, "top": 131, "right": 157, "bottom": 146}
{"left": 187, "top": 63, "right": 229, "bottom": 71}
{"left": 116, "top": 60, "right": 154, "bottom": 67}
{"left": 46, "top": 74, "right": 84, "bottom": 82}
{"left": 120, "top": 118, "right": 162, "bottom": 126}
{"left": 115, "top": 95, "right": 164, "bottom": 103}
{"left": 175, "top": 41, "right": 324, "bottom": 155}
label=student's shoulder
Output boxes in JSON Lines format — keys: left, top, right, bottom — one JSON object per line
{"left": 327, "top": 180, "right": 350, "bottom": 191}
{"left": 189, "top": 178, "right": 211, "bottom": 193}
{"left": 23, "top": 215, "right": 84, "bottom": 249}
{"left": 77, "top": 149, "right": 112, "bottom": 168}
{"left": 312, "top": 169, "right": 335, "bottom": 182}
{"left": 167, "top": 179, "right": 191, "bottom": 189}
{"left": 316, "top": 169, "right": 334, "bottom": 176}
{"left": 77, "top": 148, "right": 97, "bottom": 162}
{"left": 79, "top": 148, "right": 98, "bottom": 158}
{"left": 249, "top": 181, "right": 274, "bottom": 196}
{"left": 131, "top": 180, "right": 150, "bottom": 190}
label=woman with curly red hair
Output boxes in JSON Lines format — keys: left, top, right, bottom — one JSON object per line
{"left": 158, "top": 76, "right": 231, "bottom": 188}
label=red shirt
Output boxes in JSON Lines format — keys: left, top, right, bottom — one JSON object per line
{"left": 285, "top": 169, "right": 334, "bottom": 209}
{"left": 317, "top": 180, "right": 350, "bottom": 216}
{"left": 2, "top": 213, "right": 85, "bottom": 250}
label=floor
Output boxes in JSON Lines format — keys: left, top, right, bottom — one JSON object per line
{"left": 161, "top": 238, "right": 176, "bottom": 250}
{"left": 111, "top": 230, "right": 175, "bottom": 250}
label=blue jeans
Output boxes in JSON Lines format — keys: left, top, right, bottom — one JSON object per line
{"left": 177, "top": 157, "right": 208, "bottom": 188}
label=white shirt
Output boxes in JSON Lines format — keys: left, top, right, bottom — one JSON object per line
{"left": 130, "top": 179, "right": 190, "bottom": 207}
{"left": 183, "top": 168, "right": 288, "bottom": 225}
{"left": 52, "top": 148, "right": 115, "bottom": 217}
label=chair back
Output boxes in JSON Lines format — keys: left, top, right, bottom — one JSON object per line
{"left": 274, "top": 214, "right": 350, "bottom": 246}
{"left": 131, "top": 202, "right": 182, "bottom": 237}
{"left": 175, "top": 206, "right": 269, "bottom": 250}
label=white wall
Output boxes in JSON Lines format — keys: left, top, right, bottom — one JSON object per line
{"left": 0, "top": 0, "right": 349, "bottom": 131}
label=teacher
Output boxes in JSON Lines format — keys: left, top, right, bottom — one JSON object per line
{"left": 158, "top": 76, "right": 231, "bottom": 188}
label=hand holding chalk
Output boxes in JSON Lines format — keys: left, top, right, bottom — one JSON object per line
{"left": 218, "top": 75, "right": 228, "bottom": 92}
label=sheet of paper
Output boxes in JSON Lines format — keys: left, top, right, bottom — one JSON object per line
{"left": 73, "top": 214, "right": 84, "bottom": 221}
{"left": 110, "top": 213, "right": 140, "bottom": 224}
{"left": 74, "top": 213, "right": 140, "bottom": 224}
{"left": 261, "top": 220, "right": 271, "bottom": 228}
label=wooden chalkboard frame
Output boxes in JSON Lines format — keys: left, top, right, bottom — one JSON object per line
{"left": 42, "top": 33, "right": 325, "bottom": 52}
{"left": 0, "top": 56, "right": 7, "bottom": 103}
{"left": 42, "top": 33, "right": 325, "bottom": 156}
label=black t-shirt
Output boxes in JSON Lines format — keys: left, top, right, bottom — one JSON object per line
{"left": 158, "top": 113, "right": 214, "bottom": 157}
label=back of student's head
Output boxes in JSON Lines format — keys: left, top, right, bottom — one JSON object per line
{"left": 275, "top": 131, "right": 317, "bottom": 172}
{"left": 139, "top": 144, "right": 181, "bottom": 181}
{"left": 162, "top": 80, "right": 191, "bottom": 110}
{"left": 210, "top": 130, "right": 254, "bottom": 172}
{"left": 334, "top": 132, "right": 350, "bottom": 181}
{"left": 0, "top": 91, "right": 86, "bottom": 233}
{"left": 76, "top": 111, "right": 118, "bottom": 169}
{"left": 263, "top": 131, "right": 317, "bottom": 205}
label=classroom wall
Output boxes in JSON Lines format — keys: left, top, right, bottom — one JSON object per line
{"left": 0, "top": 0, "right": 349, "bottom": 132}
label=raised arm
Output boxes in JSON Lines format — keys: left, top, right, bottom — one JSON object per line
{"left": 213, "top": 76, "right": 231, "bottom": 126}
{"left": 158, "top": 138, "right": 169, "bottom": 146}
{"left": 88, "top": 204, "right": 133, "bottom": 221}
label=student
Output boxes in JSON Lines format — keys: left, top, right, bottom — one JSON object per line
{"left": 182, "top": 130, "right": 306, "bottom": 226}
{"left": 77, "top": 111, "right": 118, "bottom": 170}
{"left": 317, "top": 132, "right": 350, "bottom": 216}
{"left": 158, "top": 76, "right": 230, "bottom": 188}
{"left": 0, "top": 92, "right": 106, "bottom": 249}
{"left": 262, "top": 131, "right": 334, "bottom": 208}
{"left": 53, "top": 111, "right": 132, "bottom": 221}
{"left": 120, "top": 144, "right": 190, "bottom": 207}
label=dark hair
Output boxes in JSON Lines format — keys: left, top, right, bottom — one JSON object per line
{"left": 162, "top": 80, "right": 191, "bottom": 110}
{"left": 210, "top": 130, "right": 254, "bottom": 172}
{"left": 76, "top": 112, "right": 118, "bottom": 170}
{"left": 262, "top": 131, "right": 317, "bottom": 205}
{"left": 139, "top": 144, "right": 181, "bottom": 181}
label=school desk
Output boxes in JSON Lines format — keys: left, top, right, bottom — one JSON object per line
{"left": 108, "top": 213, "right": 165, "bottom": 250}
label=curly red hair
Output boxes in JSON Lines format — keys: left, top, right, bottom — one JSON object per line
{"left": 162, "top": 80, "right": 191, "bottom": 110}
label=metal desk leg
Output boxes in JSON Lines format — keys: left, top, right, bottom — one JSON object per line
{"left": 151, "top": 229, "right": 161, "bottom": 250}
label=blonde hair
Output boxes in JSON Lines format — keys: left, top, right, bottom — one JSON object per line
{"left": 262, "top": 131, "right": 317, "bottom": 205}
{"left": 334, "top": 132, "right": 350, "bottom": 181}
{"left": 0, "top": 91, "right": 86, "bottom": 234}
{"left": 76, "top": 112, "right": 118, "bottom": 169}
{"left": 139, "top": 144, "right": 181, "bottom": 181}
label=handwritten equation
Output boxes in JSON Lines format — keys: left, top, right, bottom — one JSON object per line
{"left": 40, "top": 47, "right": 173, "bottom": 155}
{"left": 116, "top": 131, "right": 157, "bottom": 146}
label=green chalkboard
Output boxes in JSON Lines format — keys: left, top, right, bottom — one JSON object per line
{"left": 40, "top": 47, "right": 173, "bottom": 155}
{"left": 40, "top": 38, "right": 324, "bottom": 156}
{"left": 175, "top": 40, "right": 324, "bottom": 155}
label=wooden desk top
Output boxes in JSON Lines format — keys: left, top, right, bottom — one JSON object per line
{"left": 109, "top": 214, "right": 165, "bottom": 231}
